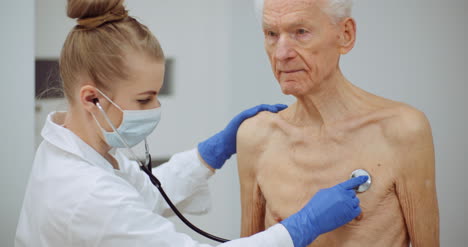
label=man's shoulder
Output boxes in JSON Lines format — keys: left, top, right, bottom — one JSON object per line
{"left": 378, "top": 103, "right": 432, "bottom": 146}
{"left": 238, "top": 111, "right": 279, "bottom": 148}
{"left": 372, "top": 102, "right": 436, "bottom": 175}
{"left": 237, "top": 111, "right": 280, "bottom": 174}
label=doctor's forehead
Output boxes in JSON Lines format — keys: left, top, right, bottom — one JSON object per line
{"left": 263, "top": 0, "right": 321, "bottom": 24}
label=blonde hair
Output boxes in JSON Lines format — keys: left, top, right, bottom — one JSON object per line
{"left": 60, "top": 0, "right": 165, "bottom": 102}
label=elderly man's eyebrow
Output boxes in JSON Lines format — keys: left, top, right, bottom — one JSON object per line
{"left": 262, "top": 22, "right": 275, "bottom": 30}
{"left": 286, "top": 18, "right": 311, "bottom": 28}
{"left": 263, "top": 18, "right": 312, "bottom": 31}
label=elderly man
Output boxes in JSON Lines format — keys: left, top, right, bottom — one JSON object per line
{"left": 237, "top": 0, "right": 439, "bottom": 246}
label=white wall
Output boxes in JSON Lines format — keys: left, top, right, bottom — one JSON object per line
{"left": 0, "top": 1, "right": 35, "bottom": 246}
{"left": 229, "top": 0, "right": 468, "bottom": 246}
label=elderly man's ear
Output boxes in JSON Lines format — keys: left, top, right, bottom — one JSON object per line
{"left": 338, "top": 18, "right": 357, "bottom": 55}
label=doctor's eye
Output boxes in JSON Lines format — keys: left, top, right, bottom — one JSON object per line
{"left": 137, "top": 99, "right": 151, "bottom": 104}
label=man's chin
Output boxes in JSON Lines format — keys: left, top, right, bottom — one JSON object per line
{"left": 280, "top": 81, "right": 307, "bottom": 96}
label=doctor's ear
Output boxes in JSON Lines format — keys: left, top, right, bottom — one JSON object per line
{"left": 80, "top": 85, "right": 102, "bottom": 113}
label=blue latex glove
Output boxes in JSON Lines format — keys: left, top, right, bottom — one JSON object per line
{"left": 281, "top": 176, "right": 368, "bottom": 247}
{"left": 198, "top": 104, "right": 288, "bottom": 169}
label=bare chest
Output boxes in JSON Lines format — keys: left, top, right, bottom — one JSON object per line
{"left": 256, "top": 132, "right": 408, "bottom": 246}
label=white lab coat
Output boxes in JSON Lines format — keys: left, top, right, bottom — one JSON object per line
{"left": 15, "top": 112, "right": 293, "bottom": 247}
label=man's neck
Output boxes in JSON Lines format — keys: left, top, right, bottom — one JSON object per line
{"left": 280, "top": 69, "right": 374, "bottom": 128}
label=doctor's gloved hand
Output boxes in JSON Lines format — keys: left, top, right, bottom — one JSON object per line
{"left": 198, "top": 104, "right": 288, "bottom": 169}
{"left": 281, "top": 176, "right": 368, "bottom": 247}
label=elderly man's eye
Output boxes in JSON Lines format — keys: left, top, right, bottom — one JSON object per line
{"left": 266, "top": 31, "right": 277, "bottom": 37}
{"left": 297, "top": 28, "right": 308, "bottom": 35}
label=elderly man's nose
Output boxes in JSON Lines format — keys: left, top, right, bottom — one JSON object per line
{"left": 275, "top": 37, "right": 296, "bottom": 60}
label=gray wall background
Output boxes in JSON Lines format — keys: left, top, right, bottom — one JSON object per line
{"left": 0, "top": 0, "right": 35, "bottom": 245}
{"left": 1, "top": 0, "right": 467, "bottom": 246}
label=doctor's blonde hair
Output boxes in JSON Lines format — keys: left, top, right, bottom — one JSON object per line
{"left": 60, "top": 0, "right": 165, "bottom": 102}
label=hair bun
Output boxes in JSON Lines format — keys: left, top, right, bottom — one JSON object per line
{"left": 67, "top": 0, "right": 127, "bottom": 29}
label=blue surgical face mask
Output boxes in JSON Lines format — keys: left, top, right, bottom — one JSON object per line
{"left": 93, "top": 89, "right": 161, "bottom": 148}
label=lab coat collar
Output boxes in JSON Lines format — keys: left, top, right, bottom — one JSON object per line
{"left": 41, "top": 112, "right": 115, "bottom": 174}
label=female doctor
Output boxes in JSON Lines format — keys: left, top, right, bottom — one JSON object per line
{"left": 15, "top": 1, "right": 367, "bottom": 246}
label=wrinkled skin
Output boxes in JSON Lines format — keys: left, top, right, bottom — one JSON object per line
{"left": 236, "top": 0, "right": 439, "bottom": 246}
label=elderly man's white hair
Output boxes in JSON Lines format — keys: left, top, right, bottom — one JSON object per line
{"left": 254, "top": 0, "right": 354, "bottom": 24}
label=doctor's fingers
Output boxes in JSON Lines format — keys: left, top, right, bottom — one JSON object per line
{"left": 344, "top": 189, "right": 357, "bottom": 199}
{"left": 348, "top": 193, "right": 364, "bottom": 220}
{"left": 271, "top": 104, "right": 288, "bottom": 111}
{"left": 240, "top": 104, "right": 285, "bottom": 119}
{"left": 257, "top": 104, "right": 288, "bottom": 113}
{"left": 339, "top": 176, "right": 369, "bottom": 191}
{"left": 350, "top": 197, "right": 360, "bottom": 209}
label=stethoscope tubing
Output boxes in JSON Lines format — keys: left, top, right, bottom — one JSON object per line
{"left": 140, "top": 158, "right": 230, "bottom": 243}
{"left": 95, "top": 101, "right": 230, "bottom": 242}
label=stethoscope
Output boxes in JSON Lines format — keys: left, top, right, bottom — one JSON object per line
{"left": 141, "top": 143, "right": 373, "bottom": 243}
{"left": 95, "top": 100, "right": 231, "bottom": 243}
{"left": 140, "top": 139, "right": 231, "bottom": 243}
{"left": 350, "top": 169, "right": 372, "bottom": 193}
{"left": 95, "top": 100, "right": 373, "bottom": 243}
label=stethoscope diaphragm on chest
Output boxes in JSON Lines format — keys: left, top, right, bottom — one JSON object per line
{"left": 350, "top": 169, "right": 372, "bottom": 193}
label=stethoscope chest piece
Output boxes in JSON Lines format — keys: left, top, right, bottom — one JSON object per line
{"left": 350, "top": 169, "right": 372, "bottom": 193}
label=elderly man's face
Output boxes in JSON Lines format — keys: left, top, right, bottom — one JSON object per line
{"left": 263, "top": 0, "right": 350, "bottom": 96}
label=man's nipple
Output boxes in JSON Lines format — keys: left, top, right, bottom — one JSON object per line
{"left": 274, "top": 215, "right": 283, "bottom": 223}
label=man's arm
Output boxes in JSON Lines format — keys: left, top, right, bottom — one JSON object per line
{"left": 392, "top": 109, "right": 440, "bottom": 246}
{"left": 237, "top": 119, "right": 267, "bottom": 237}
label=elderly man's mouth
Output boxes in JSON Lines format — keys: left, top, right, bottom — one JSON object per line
{"left": 282, "top": 69, "right": 304, "bottom": 74}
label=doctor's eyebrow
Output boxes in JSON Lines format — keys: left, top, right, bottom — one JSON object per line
{"left": 138, "top": 90, "right": 158, "bottom": 95}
